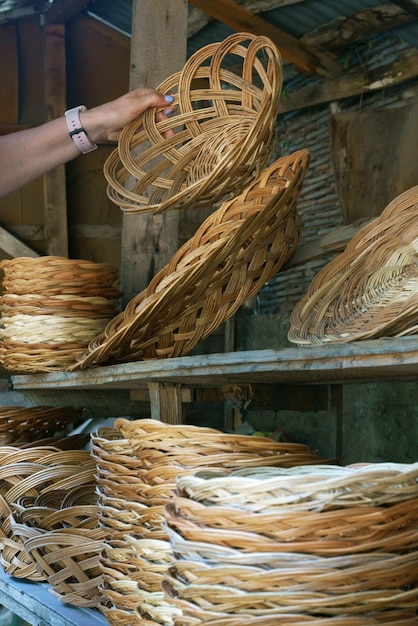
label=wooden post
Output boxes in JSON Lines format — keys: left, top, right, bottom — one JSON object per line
{"left": 43, "top": 24, "right": 69, "bottom": 257}
{"left": 120, "top": 0, "right": 187, "bottom": 304}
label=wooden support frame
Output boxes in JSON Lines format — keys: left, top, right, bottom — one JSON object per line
{"left": 120, "top": 0, "right": 187, "bottom": 304}
{"left": 43, "top": 23, "right": 68, "bottom": 257}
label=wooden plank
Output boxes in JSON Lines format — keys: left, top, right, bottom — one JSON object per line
{"left": 188, "top": 0, "right": 306, "bottom": 37}
{"left": 148, "top": 382, "right": 184, "bottom": 423}
{"left": 283, "top": 220, "right": 370, "bottom": 268}
{"left": 188, "top": 0, "right": 341, "bottom": 78}
{"left": 0, "top": 567, "right": 106, "bottom": 626}
{"left": 43, "top": 24, "right": 68, "bottom": 257}
{"left": 330, "top": 103, "right": 418, "bottom": 223}
{"left": 121, "top": 0, "right": 187, "bottom": 304}
{"left": 0, "top": 24, "right": 18, "bottom": 124}
{"left": 0, "top": 225, "right": 39, "bottom": 258}
{"left": 279, "top": 53, "right": 418, "bottom": 114}
{"left": 302, "top": 3, "right": 416, "bottom": 49}
{"left": 391, "top": 0, "right": 418, "bottom": 18}
{"left": 10, "top": 336, "right": 418, "bottom": 390}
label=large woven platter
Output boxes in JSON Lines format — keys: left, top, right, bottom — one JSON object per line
{"left": 104, "top": 32, "right": 282, "bottom": 214}
{"left": 71, "top": 149, "right": 309, "bottom": 369}
{"left": 288, "top": 185, "right": 418, "bottom": 345}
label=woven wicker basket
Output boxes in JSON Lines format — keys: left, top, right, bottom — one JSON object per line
{"left": 24, "top": 527, "right": 106, "bottom": 607}
{"left": 90, "top": 420, "right": 331, "bottom": 626}
{"left": 0, "top": 447, "right": 95, "bottom": 582}
{"left": 0, "top": 405, "right": 85, "bottom": 446}
{"left": 288, "top": 185, "right": 418, "bottom": 345}
{"left": 104, "top": 32, "right": 282, "bottom": 214}
{"left": 72, "top": 149, "right": 309, "bottom": 369}
{"left": 163, "top": 463, "right": 418, "bottom": 624}
{"left": 0, "top": 256, "right": 121, "bottom": 372}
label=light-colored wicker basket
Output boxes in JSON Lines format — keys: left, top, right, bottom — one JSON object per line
{"left": 90, "top": 420, "right": 332, "bottom": 626}
{"left": 72, "top": 149, "right": 309, "bottom": 369}
{"left": 104, "top": 32, "right": 282, "bottom": 214}
{"left": 0, "top": 256, "right": 121, "bottom": 372}
{"left": 163, "top": 463, "right": 418, "bottom": 624}
{"left": 288, "top": 185, "right": 418, "bottom": 345}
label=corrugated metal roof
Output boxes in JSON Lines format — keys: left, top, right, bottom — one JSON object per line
{"left": 85, "top": 0, "right": 418, "bottom": 51}
{"left": 1, "top": 0, "right": 418, "bottom": 51}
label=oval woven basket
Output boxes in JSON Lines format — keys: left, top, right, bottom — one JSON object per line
{"left": 104, "top": 32, "right": 282, "bottom": 214}
{"left": 288, "top": 185, "right": 418, "bottom": 345}
{"left": 72, "top": 148, "right": 309, "bottom": 369}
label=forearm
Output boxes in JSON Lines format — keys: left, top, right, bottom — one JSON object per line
{"left": 0, "top": 117, "right": 81, "bottom": 197}
{"left": 0, "top": 88, "right": 173, "bottom": 199}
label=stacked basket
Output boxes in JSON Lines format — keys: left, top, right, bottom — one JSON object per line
{"left": 0, "top": 444, "right": 103, "bottom": 609}
{"left": 91, "top": 418, "right": 329, "bottom": 626}
{"left": 163, "top": 463, "right": 418, "bottom": 625}
{"left": 0, "top": 405, "right": 85, "bottom": 446}
{"left": 0, "top": 256, "right": 121, "bottom": 372}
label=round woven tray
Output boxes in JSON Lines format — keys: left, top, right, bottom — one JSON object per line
{"left": 24, "top": 527, "right": 106, "bottom": 607}
{"left": 90, "top": 420, "right": 333, "bottom": 626}
{"left": 72, "top": 149, "right": 309, "bottom": 369}
{"left": 104, "top": 32, "right": 282, "bottom": 214}
{"left": 0, "top": 256, "right": 120, "bottom": 296}
{"left": 288, "top": 185, "right": 418, "bottom": 345}
{"left": 174, "top": 463, "right": 418, "bottom": 511}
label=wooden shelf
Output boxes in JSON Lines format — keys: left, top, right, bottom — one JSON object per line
{"left": 0, "top": 567, "right": 106, "bottom": 626}
{"left": 10, "top": 336, "right": 418, "bottom": 391}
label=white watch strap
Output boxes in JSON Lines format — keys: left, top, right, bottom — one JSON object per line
{"left": 65, "top": 105, "right": 97, "bottom": 154}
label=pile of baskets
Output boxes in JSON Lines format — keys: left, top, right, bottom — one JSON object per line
{"left": 91, "top": 418, "right": 329, "bottom": 626}
{"left": 0, "top": 405, "right": 85, "bottom": 446}
{"left": 0, "top": 443, "right": 104, "bottom": 607}
{"left": 163, "top": 463, "right": 418, "bottom": 625}
{"left": 0, "top": 256, "right": 121, "bottom": 372}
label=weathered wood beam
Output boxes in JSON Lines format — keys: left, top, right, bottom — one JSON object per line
{"left": 188, "top": 0, "right": 342, "bottom": 78}
{"left": 188, "top": 0, "right": 305, "bottom": 37}
{"left": 43, "top": 24, "right": 68, "bottom": 257}
{"left": 0, "top": 226, "right": 39, "bottom": 258}
{"left": 121, "top": 0, "right": 187, "bottom": 304}
{"left": 302, "top": 3, "right": 416, "bottom": 49}
{"left": 391, "top": 0, "right": 418, "bottom": 18}
{"left": 279, "top": 52, "right": 418, "bottom": 113}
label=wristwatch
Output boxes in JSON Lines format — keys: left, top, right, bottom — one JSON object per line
{"left": 65, "top": 105, "right": 97, "bottom": 154}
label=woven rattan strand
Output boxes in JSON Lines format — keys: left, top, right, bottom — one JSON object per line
{"left": 288, "top": 185, "right": 418, "bottom": 345}
{"left": 72, "top": 148, "right": 309, "bottom": 369}
{"left": 104, "top": 32, "right": 282, "bottom": 214}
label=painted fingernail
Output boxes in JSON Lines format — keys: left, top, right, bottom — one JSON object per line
{"left": 164, "top": 94, "right": 174, "bottom": 103}
{"left": 165, "top": 108, "right": 173, "bottom": 115}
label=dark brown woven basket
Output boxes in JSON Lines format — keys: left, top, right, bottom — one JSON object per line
{"left": 72, "top": 149, "right": 309, "bottom": 369}
{"left": 0, "top": 405, "right": 85, "bottom": 446}
{"left": 104, "top": 32, "right": 282, "bottom": 214}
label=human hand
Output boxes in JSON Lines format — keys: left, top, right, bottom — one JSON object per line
{"left": 79, "top": 87, "right": 175, "bottom": 144}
